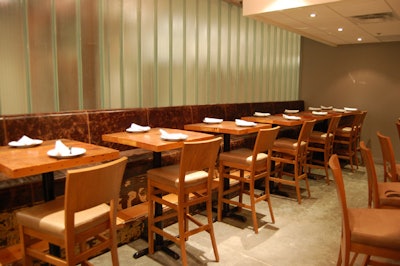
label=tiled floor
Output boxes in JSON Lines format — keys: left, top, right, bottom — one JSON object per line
{"left": 89, "top": 164, "right": 396, "bottom": 266}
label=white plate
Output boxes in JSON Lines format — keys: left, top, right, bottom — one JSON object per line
{"left": 161, "top": 134, "right": 188, "bottom": 141}
{"left": 344, "top": 107, "right": 358, "bottom": 112}
{"left": 235, "top": 120, "right": 256, "bottom": 127}
{"left": 333, "top": 108, "right": 345, "bottom": 113}
{"left": 283, "top": 114, "right": 301, "bottom": 120}
{"left": 284, "top": 109, "right": 299, "bottom": 114}
{"left": 254, "top": 112, "right": 271, "bottom": 117}
{"left": 312, "top": 111, "right": 328, "bottom": 116}
{"left": 47, "top": 147, "right": 86, "bottom": 159}
{"left": 126, "top": 127, "right": 150, "bottom": 133}
{"left": 203, "top": 118, "right": 223, "bottom": 124}
{"left": 8, "top": 139, "right": 43, "bottom": 148}
{"left": 308, "top": 107, "right": 321, "bottom": 111}
{"left": 320, "top": 105, "right": 333, "bottom": 110}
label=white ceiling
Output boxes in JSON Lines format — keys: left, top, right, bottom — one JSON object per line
{"left": 229, "top": 0, "right": 400, "bottom": 46}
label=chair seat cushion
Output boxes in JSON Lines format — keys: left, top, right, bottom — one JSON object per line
{"left": 219, "top": 148, "right": 267, "bottom": 166}
{"left": 273, "top": 138, "right": 305, "bottom": 150}
{"left": 378, "top": 182, "right": 400, "bottom": 207}
{"left": 147, "top": 164, "right": 208, "bottom": 188}
{"left": 310, "top": 131, "right": 332, "bottom": 140}
{"left": 16, "top": 197, "right": 110, "bottom": 239}
{"left": 349, "top": 208, "right": 400, "bottom": 250}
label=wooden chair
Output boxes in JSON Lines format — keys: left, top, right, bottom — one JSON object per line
{"left": 147, "top": 137, "right": 222, "bottom": 266}
{"left": 306, "top": 115, "right": 341, "bottom": 184}
{"left": 270, "top": 120, "right": 316, "bottom": 204}
{"left": 16, "top": 157, "right": 128, "bottom": 266}
{"left": 333, "top": 112, "right": 363, "bottom": 172}
{"left": 377, "top": 131, "right": 400, "bottom": 182}
{"left": 328, "top": 154, "right": 400, "bottom": 266}
{"left": 217, "top": 126, "right": 280, "bottom": 233}
{"left": 360, "top": 141, "right": 400, "bottom": 209}
{"left": 354, "top": 111, "right": 367, "bottom": 165}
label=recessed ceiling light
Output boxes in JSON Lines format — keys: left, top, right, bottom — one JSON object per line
{"left": 337, "top": 27, "right": 343, "bottom": 32}
{"left": 309, "top": 13, "right": 317, "bottom": 18}
{"left": 357, "top": 37, "right": 363, "bottom": 42}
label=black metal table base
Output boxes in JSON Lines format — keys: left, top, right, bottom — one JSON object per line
{"left": 133, "top": 239, "right": 179, "bottom": 260}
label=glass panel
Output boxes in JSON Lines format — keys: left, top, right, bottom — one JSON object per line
{"left": 0, "top": 0, "right": 301, "bottom": 115}
{"left": 0, "top": 1, "right": 29, "bottom": 114}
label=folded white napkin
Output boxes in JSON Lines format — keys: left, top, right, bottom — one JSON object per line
{"left": 312, "top": 111, "right": 328, "bottom": 115}
{"left": 54, "top": 140, "right": 71, "bottom": 156}
{"left": 254, "top": 112, "right": 271, "bottom": 117}
{"left": 308, "top": 107, "right": 321, "bottom": 111}
{"left": 344, "top": 107, "right": 358, "bottom": 111}
{"left": 283, "top": 114, "right": 301, "bottom": 120}
{"left": 333, "top": 108, "right": 345, "bottom": 112}
{"left": 17, "top": 135, "right": 36, "bottom": 145}
{"left": 159, "top": 129, "right": 187, "bottom": 140}
{"left": 320, "top": 105, "right": 333, "bottom": 110}
{"left": 284, "top": 109, "right": 299, "bottom": 114}
{"left": 235, "top": 119, "right": 256, "bottom": 126}
{"left": 203, "top": 117, "right": 223, "bottom": 123}
{"left": 127, "top": 123, "right": 150, "bottom": 131}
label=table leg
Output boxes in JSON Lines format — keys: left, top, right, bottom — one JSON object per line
{"left": 42, "top": 172, "right": 61, "bottom": 257}
{"left": 133, "top": 152, "right": 179, "bottom": 260}
{"left": 220, "top": 134, "right": 247, "bottom": 222}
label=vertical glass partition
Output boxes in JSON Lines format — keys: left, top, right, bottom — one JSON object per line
{"left": 0, "top": 0, "right": 300, "bottom": 115}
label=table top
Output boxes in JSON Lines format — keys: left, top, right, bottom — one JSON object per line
{"left": 241, "top": 115, "right": 306, "bottom": 127}
{"left": 242, "top": 110, "right": 350, "bottom": 127}
{"left": 184, "top": 121, "right": 271, "bottom": 135}
{"left": 102, "top": 128, "right": 215, "bottom": 152}
{"left": 0, "top": 139, "right": 119, "bottom": 178}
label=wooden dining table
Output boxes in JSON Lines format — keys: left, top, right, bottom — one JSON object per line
{"left": 0, "top": 139, "right": 119, "bottom": 201}
{"left": 102, "top": 127, "right": 215, "bottom": 260}
{"left": 0, "top": 138, "right": 119, "bottom": 256}
{"left": 184, "top": 121, "right": 271, "bottom": 152}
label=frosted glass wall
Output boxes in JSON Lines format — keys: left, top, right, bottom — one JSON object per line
{"left": 0, "top": 0, "right": 300, "bottom": 115}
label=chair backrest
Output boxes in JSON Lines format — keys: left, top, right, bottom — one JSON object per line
{"left": 253, "top": 126, "right": 280, "bottom": 156}
{"left": 377, "top": 131, "right": 398, "bottom": 182}
{"left": 326, "top": 115, "right": 341, "bottom": 144}
{"left": 360, "top": 141, "right": 380, "bottom": 208}
{"left": 179, "top": 137, "right": 222, "bottom": 188}
{"left": 64, "top": 156, "right": 127, "bottom": 229}
{"left": 328, "top": 154, "right": 351, "bottom": 263}
{"left": 299, "top": 119, "right": 316, "bottom": 144}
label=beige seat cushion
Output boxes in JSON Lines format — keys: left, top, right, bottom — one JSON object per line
{"left": 219, "top": 148, "right": 267, "bottom": 166}
{"left": 147, "top": 164, "right": 208, "bottom": 188}
{"left": 310, "top": 131, "right": 333, "bottom": 140}
{"left": 273, "top": 138, "right": 306, "bottom": 150}
{"left": 349, "top": 208, "right": 400, "bottom": 250}
{"left": 16, "top": 197, "right": 110, "bottom": 239}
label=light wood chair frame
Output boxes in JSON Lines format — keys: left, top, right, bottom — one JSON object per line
{"left": 217, "top": 126, "right": 280, "bottom": 233}
{"left": 360, "top": 141, "right": 400, "bottom": 209}
{"left": 270, "top": 120, "right": 316, "bottom": 204}
{"left": 306, "top": 115, "right": 341, "bottom": 184}
{"left": 377, "top": 131, "right": 399, "bottom": 182}
{"left": 147, "top": 137, "right": 222, "bottom": 266}
{"left": 333, "top": 112, "right": 364, "bottom": 172}
{"left": 17, "top": 157, "right": 128, "bottom": 266}
{"left": 329, "top": 154, "right": 400, "bottom": 266}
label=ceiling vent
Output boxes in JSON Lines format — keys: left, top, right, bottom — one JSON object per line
{"left": 350, "top": 12, "right": 397, "bottom": 24}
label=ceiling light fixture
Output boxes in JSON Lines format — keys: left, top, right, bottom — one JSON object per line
{"left": 337, "top": 27, "right": 343, "bottom": 32}
{"left": 357, "top": 37, "right": 363, "bottom": 42}
{"left": 309, "top": 13, "right": 317, "bottom": 18}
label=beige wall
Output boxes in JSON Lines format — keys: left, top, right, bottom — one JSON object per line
{"left": 299, "top": 38, "right": 400, "bottom": 162}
